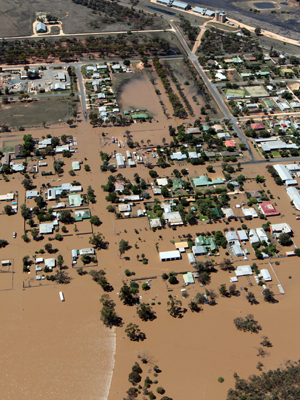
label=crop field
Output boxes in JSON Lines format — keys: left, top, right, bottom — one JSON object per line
{"left": 0, "top": 97, "right": 72, "bottom": 127}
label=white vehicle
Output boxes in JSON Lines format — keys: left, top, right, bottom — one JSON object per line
{"left": 13, "top": 232, "right": 16, "bottom": 238}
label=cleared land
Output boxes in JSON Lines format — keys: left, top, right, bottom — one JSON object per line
{"left": 0, "top": 97, "right": 74, "bottom": 127}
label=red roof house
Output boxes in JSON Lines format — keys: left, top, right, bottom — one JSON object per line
{"left": 259, "top": 202, "right": 280, "bottom": 217}
{"left": 251, "top": 123, "right": 265, "bottom": 130}
{"left": 225, "top": 140, "right": 235, "bottom": 148}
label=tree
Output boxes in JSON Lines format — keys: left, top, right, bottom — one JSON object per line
{"left": 161, "top": 186, "right": 169, "bottom": 198}
{"left": 89, "top": 269, "right": 105, "bottom": 281}
{"left": 246, "top": 291, "right": 257, "bottom": 305}
{"left": 255, "top": 27, "right": 261, "bottom": 35}
{"left": 90, "top": 215, "right": 101, "bottom": 226}
{"left": 57, "top": 254, "right": 64, "bottom": 269}
{"left": 84, "top": 164, "right": 90, "bottom": 172}
{"left": 149, "top": 170, "right": 158, "bottom": 178}
{"left": 119, "top": 283, "right": 136, "bottom": 305}
{"left": 21, "top": 204, "right": 30, "bottom": 219}
{"left": 100, "top": 294, "right": 119, "bottom": 328}
{"left": 0, "top": 239, "right": 8, "bottom": 248}
{"left": 89, "top": 233, "right": 106, "bottom": 249}
{"left": 229, "top": 284, "right": 236, "bottom": 296}
{"left": 168, "top": 275, "right": 178, "bottom": 285}
{"left": 188, "top": 300, "right": 201, "bottom": 312}
{"left": 21, "top": 178, "right": 33, "bottom": 190}
{"left": 98, "top": 275, "right": 109, "bottom": 290}
{"left": 31, "top": 228, "right": 39, "bottom": 240}
{"left": 167, "top": 295, "right": 182, "bottom": 317}
{"left": 278, "top": 233, "right": 292, "bottom": 246}
{"left": 54, "top": 270, "right": 70, "bottom": 284}
{"left": 219, "top": 284, "right": 227, "bottom": 297}
{"left": 233, "top": 314, "right": 262, "bottom": 333}
{"left": 206, "top": 165, "right": 214, "bottom": 173}
{"left": 53, "top": 160, "right": 64, "bottom": 174}
{"left": 4, "top": 205, "right": 13, "bottom": 215}
{"left": 137, "top": 302, "right": 155, "bottom": 321}
{"left": 119, "top": 239, "right": 130, "bottom": 256}
{"left": 262, "top": 288, "right": 275, "bottom": 303}
{"left": 295, "top": 248, "right": 300, "bottom": 257}
{"left": 125, "top": 323, "right": 141, "bottom": 341}
{"left": 219, "top": 259, "right": 233, "bottom": 271}
{"left": 34, "top": 196, "right": 44, "bottom": 209}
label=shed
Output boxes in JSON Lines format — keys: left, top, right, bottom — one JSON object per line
{"left": 159, "top": 251, "right": 181, "bottom": 261}
{"left": 260, "top": 269, "right": 272, "bottom": 281}
{"left": 72, "top": 249, "right": 78, "bottom": 259}
{"left": 79, "top": 248, "right": 95, "bottom": 255}
{"left": 36, "top": 22, "right": 47, "bottom": 33}
{"left": 187, "top": 253, "right": 196, "bottom": 264}
{"left": 235, "top": 265, "right": 253, "bottom": 276}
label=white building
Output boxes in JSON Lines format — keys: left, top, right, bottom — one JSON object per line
{"left": 286, "top": 187, "right": 300, "bottom": 210}
{"left": 159, "top": 251, "right": 181, "bottom": 261}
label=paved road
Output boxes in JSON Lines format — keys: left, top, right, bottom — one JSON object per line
{"left": 166, "top": 18, "right": 255, "bottom": 160}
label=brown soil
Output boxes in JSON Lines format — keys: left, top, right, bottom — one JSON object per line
{"left": 1, "top": 112, "right": 300, "bottom": 400}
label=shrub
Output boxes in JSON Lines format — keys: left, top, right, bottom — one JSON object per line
{"left": 168, "top": 275, "right": 178, "bottom": 285}
{"left": 162, "top": 273, "right": 168, "bottom": 280}
{"left": 157, "top": 387, "right": 165, "bottom": 394}
{"left": 218, "top": 377, "right": 224, "bottom": 383}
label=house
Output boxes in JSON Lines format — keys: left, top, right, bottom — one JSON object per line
{"left": 118, "top": 204, "right": 131, "bottom": 212}
{"left": 159, "top": 251, "right": 181, "bottom": 261}
{"left": 204, "top": 151, "right": 215, "bottom": 158}
{"left": 183, "top": 272, "right": 195, "bottom": 285}
{"left": 1, "top": 153, "right": 10, "bottom": 165}
{"left": 79, "top": 248, "right": 95, "bottom": 255}
{"left": 170, "top": 152, "right": 187, "bottom": 160}
{"left": 156, "top": 178, "right": 168, "bottom": 186}
{"left": 251, "top": 123, "right": 265, "bottom": 130}
{"left": 256, "top": 227, "right": 268, "bottom": 243}
{"left": 235, "top": 265, "right": 253, "bottom": 277}
{"left": 53, "top": 82, "right": 66, "bottom": 91}
{"left": 192, "top": 245, "right": 207, "bottom": 256}
{"left": 163, "top": 211, "right": 183, "bottom": 226}
{"left": 57, "top": 72, "right": 66, "bottom": 82}
{"left": 74, "top": 210, "right": 91, "bottom": 221}
{"left": 26, "top": 190, "right": 39, "bottom": 199}
{"left": 187, "top": 127, "right": 201, "bottom": 134}
{"left": 68, "top": 194, "right": 83, "bottom": 207}
{"left": 270, "top": 223, "right": 292, "bottom": 236}
{"left": 149, "top": 218, "right": 162, "bottom": 228}
{"left": 225, "top": 140, "right": 235, "bottom": 148}
{"left": 36, "top": 22, "right": 47, "bottom": 33}
{"left": 45, "top": 258, "right": 56, "bottom": 269}
{"left": 72, "top": 161, "right": 80, "bottom": 171}
{"left": 39, "top": 222, "right": 55, "bottom": 234}
{"left": 214, "top": 124, "right": 223, "bottom": 132}
{"left": 237, "top": 230, "right": 248, "bottom": 241}
{"left": 14, "top": 144, "right": 23, "bottom": 158}
{"left": 232, "top": 243, "right": 244, "bottom": 257}
{"left": 114, "top": 182, "right": 125, "bottom": 192}
{"left": 225, "top": 231, "right": 239, "bottom": 243}
{"left": 259, "top": 202, "right": 280, "bottom": 217}
{"left": 220, "top": 151, "right": 239, "bottom": 157}
{"left": 221, "top": 207, "right": 235, "bottom": 220}
{"left": 195, "top": 235, "right": 217, "bottom": 252}
{"left": 242, "top": 207, "right": 258, "bottom": 218}
{"left": 193, "top": 175, "right": 224, "bottom": 187}
{"left": 249, "top": 229, "right": 259, "bottom": 244}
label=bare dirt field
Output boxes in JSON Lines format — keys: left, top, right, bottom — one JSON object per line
{"left": 1, "top": 115, "right": 300, "bottom": 400}
{"left": 0, "top": 97, "right": 73, "bottom": 127}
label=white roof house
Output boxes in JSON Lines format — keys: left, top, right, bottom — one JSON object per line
{"left": 242, "top": 207, "right": 258, "bottom": 218}
{"left": 192, "top": 246, "right": 207, "bottom": 256}
{"left": 271, "top": 223, "right": 292, "bottom": 235}
{"left": 232, "top": 243, "right": 244, "bottom": 257}
{"left": 79, "top": 248, "right": 95, "bottom": 255}
{"left": 0, "top": 193, "right": 14, "bottom": 201}
{"left": 222, "top": 208, "right": 235, "bottom": 219}
{"left": 225, "top": 231, "right": 239, "bottom": 243}
{"left": 249, "top": 229, "right": 260, "bottom": 244}
{"left": 45, "top": 258, "right": 56, "bottom": 268}
{"left": 256, "top": 227, "right": 268, "bottom": 243}
{"left": 183, "top": 272, "right": 195, "bottom": 285}
{"left": 237, "top": 230, "right": 248, "bottom": 241}
{"left": 118, "top": 204, "right": 131, "bottom": 212}
{"left": 39, "top": 222, "right": 54, "bottom": 234}
{"left": 260, "top": 269, "right": 272, "bottom": 281}
{"left": 26, "top": 190, "right": 39, "bottom": 198}
{"left": 235, "top": 265, "right": 253, "bottom": 277}
{"left": 159, "top": 250, "right": 181, "bottom": 261}
{"left": 286, "top": 187, "right": 300, "bottom": 210}
{"left": 156, "top": 178, "right": 168, "bottom": 186}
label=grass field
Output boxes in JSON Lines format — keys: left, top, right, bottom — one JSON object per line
{"left": 0, "top": 97, "right": 73, "bottom": 127}
{"left": 246, "top": 85, "right": 269, "bottom": 97}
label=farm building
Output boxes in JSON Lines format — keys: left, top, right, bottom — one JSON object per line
{"left": 159, "top": 251, "right": 181, "bottom": 261}
{"left": 36, "top": 22, "right": 47, "bottom": 33}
